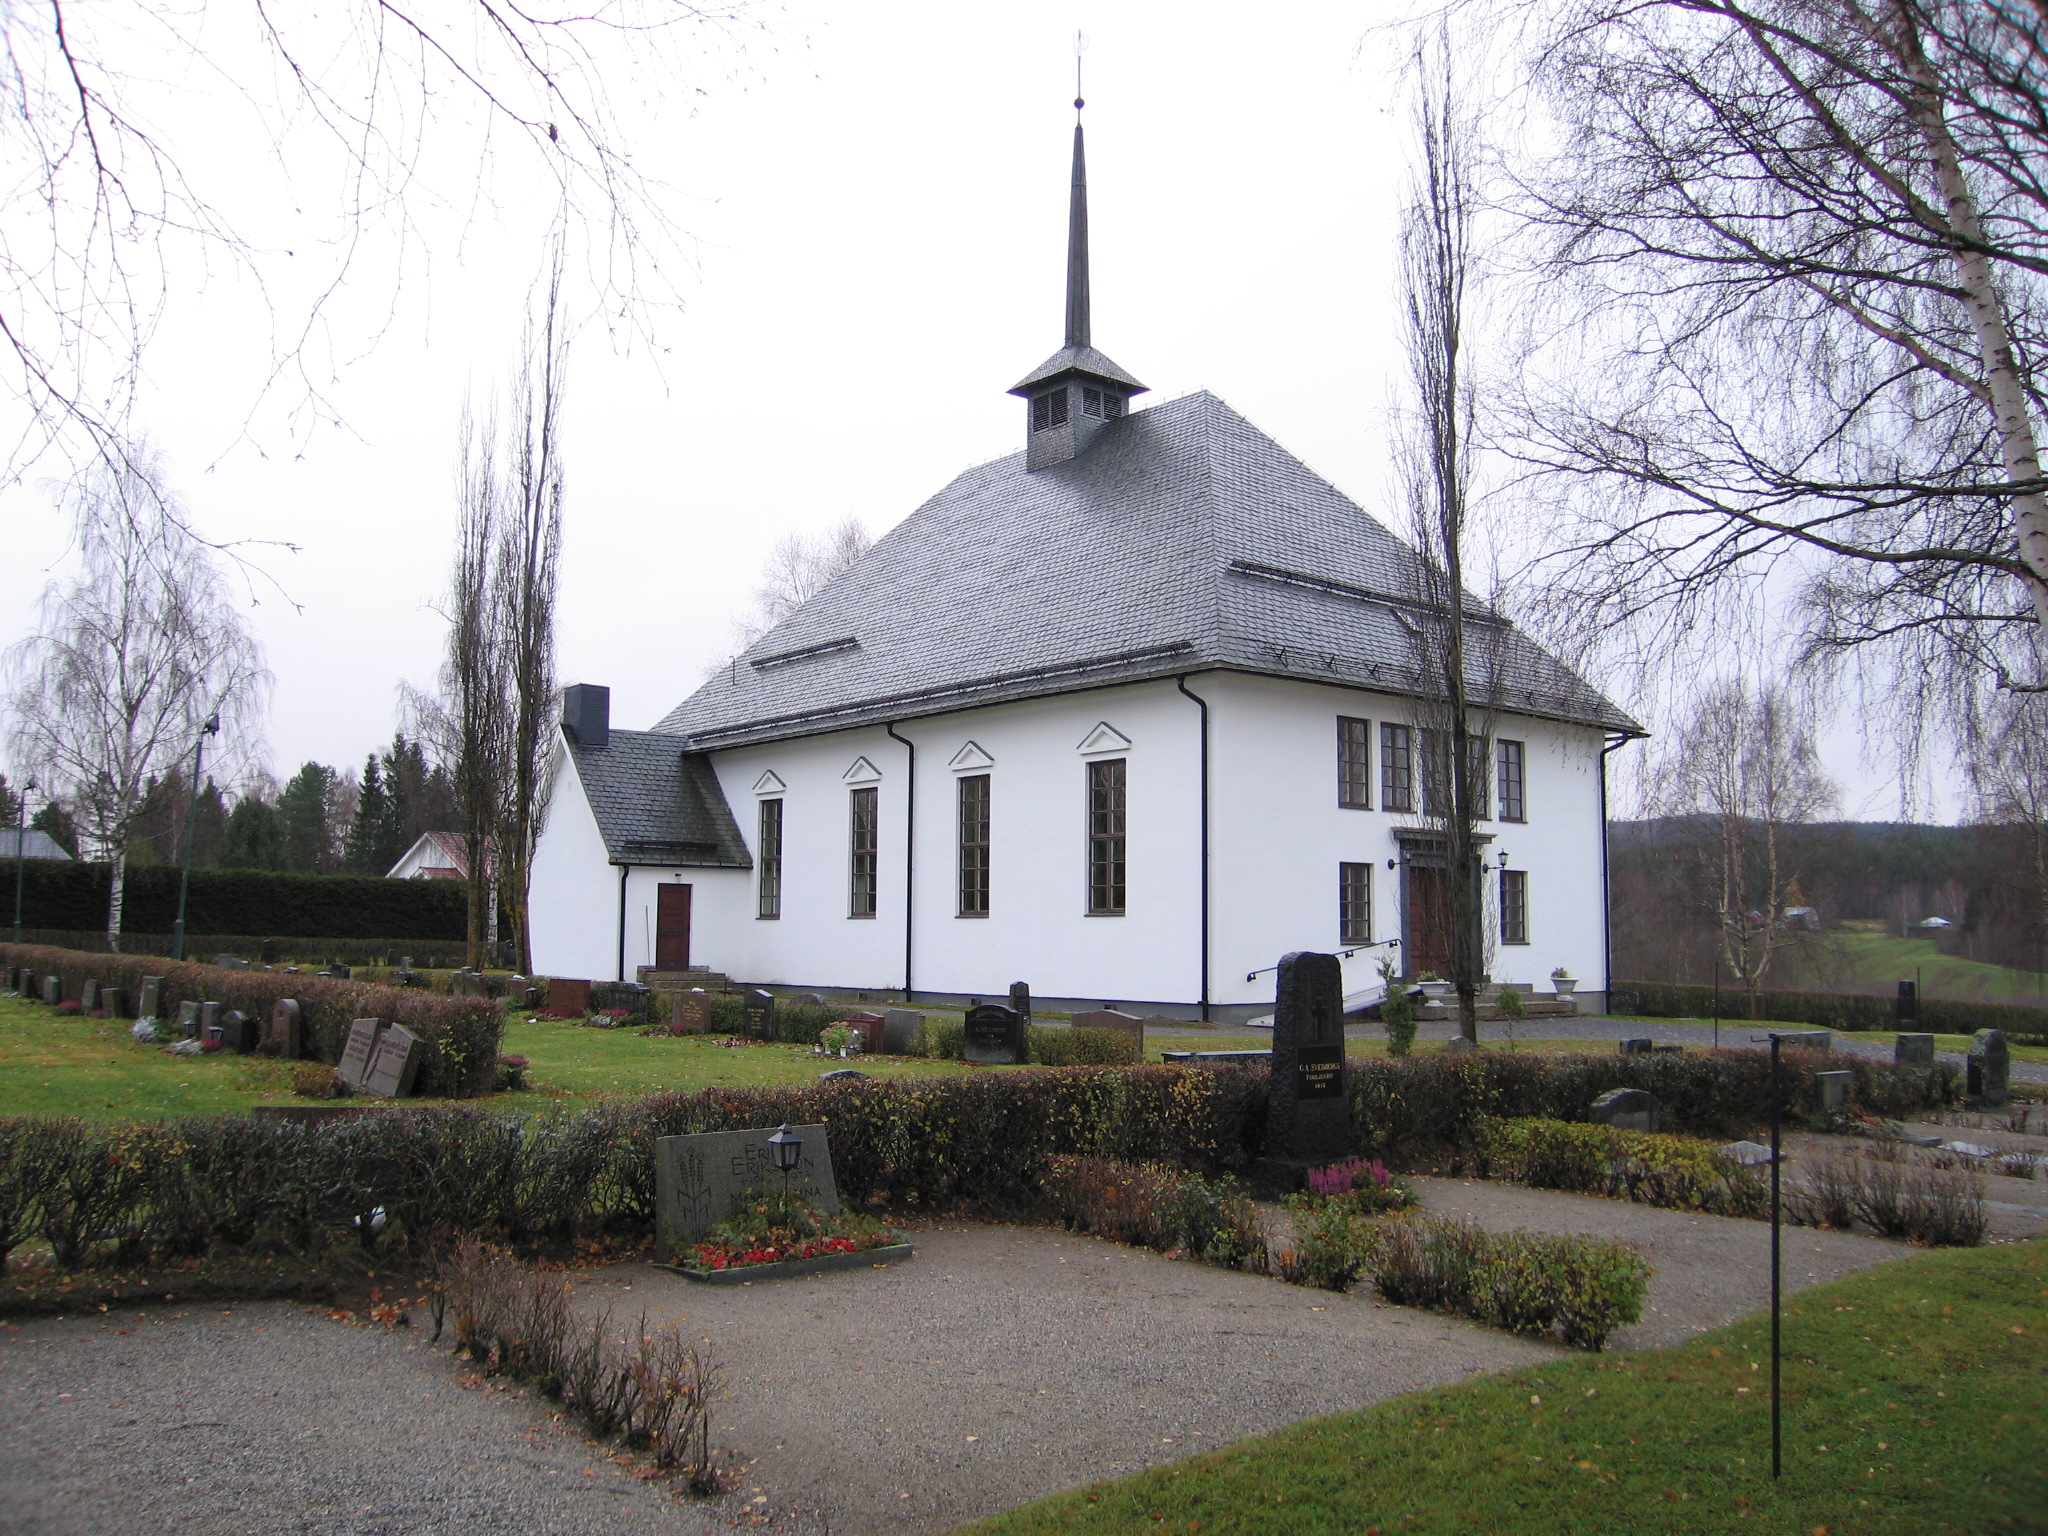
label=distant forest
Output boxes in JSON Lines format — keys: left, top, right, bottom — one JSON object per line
{"left": 1609, "top": 820, "right": 2048, "bottom": 995}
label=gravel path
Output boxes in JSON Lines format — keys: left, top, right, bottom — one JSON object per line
{"left": 0, "top": 1302, "right": 720, "bottom": 1536}
{"left": 564, "top": 1222, "right": 1549, "bottom": 1535}
{"left": 1408, "top": 1177, "right": 1912, "bottom": 1350}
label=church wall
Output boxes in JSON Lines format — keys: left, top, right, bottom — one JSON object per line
{"left": 1199, "top": 673, "right": 1613, "bottom": 1010}
{"left": 527, "top": 746, "right": 628, "bottom": 982}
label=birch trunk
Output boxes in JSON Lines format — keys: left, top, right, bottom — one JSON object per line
{"left": 105, "top": 848, "right": 125, "bottom": 955}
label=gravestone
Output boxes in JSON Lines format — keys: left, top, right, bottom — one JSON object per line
{"left": 1441, "top": 1036, "right": 1477, "bottom": 1056}
{"left": 80, "top": 980, "right": 99, "bottom": 1012}
{"left": 1072, "top": 1009, "right": 1145, "bottom": 1048}
{"left": 655, "top": 1123, "right": 839, "bottom": 1258}
{"left": 838, "top": 1010, "right": 886, "bottom": 1053}
{"left": 668, "top": 989, "right": 713, "bottom": 1034}
{"left": 268, "top": 998, "right": 304, "bottom": 1060}
{"left": 385, "top": 947, "right": 403, "bottom": 967}
{"left": 220, "top": 1009, "right": 259, "bottom": 1054}
{"left": 1256, "top": 952, "right": 1350, "bottom": 1187}
{"left": 1814, "top": 1070, "right": 1854, "bottom": 1112}
{"left": 1590, "top": 1087, "right": 1662, "bottom": 1133}
{"left": 176, "top": 1000, "right": 201, "bottom": 1037}
{"left": 260, "top": 939, "right": 281, "bottom": 965}
{"left": 138, "top": 976, "right": 163, "bottom": 1021}
{"left": 1894, "top": 1032, "right": 1936, "bottom": 1067}
{"left": 214, "top": 954, "right": 249, "bottom": 971}
{"left": 2, "top": 966, "right": 16, "bottom": 992}
{"left": 1618, "top": 1037, "right": 1654, "bottom": 1056}
{"left": 550, "top": 977, "right": 592, "bottom": 1016}
{"left": 326, "top": 964, "right": 351, "bottom": 982}
{"left": 819, "top": 1069, "right": 870, "bottom": 1083}
{"left": 199, "top": 1002, "right": 220, "bottom": 1037}
{"left": 1776, "top": 1029, "right": 1832, "bottom": 1053}
{"left": 1008, "top": 982, "right": 1032, "bottom": 1021}
{"left": 742, "top": 989, "right": 778, "bottom": 1041}
{"left": 882, "top": 1009, "right": 924, "bottom": 1055}
{"left": 42, "top": 974, "right": 60, "bottom": 1006}
{"left": 337, "top": 1018, "right": 385, "bottom": 1089}
{"left": 962, "top": 1003, "right": 1026, "bottom": 1064}
{"left": 363, "top": 1024, "right": 423, "bottom": 1097}
{"left": 1895, "top": 979, "right": 1919, "bottom": 1029}
{"left": 1968, "top": 1029, "right": 2011, "bottom": 1107}
{"left": 793, "top": 993, "right": 826, "bottom": 1007}
{"left": 99, "top": 986, "right": 125, "bottom": 1019}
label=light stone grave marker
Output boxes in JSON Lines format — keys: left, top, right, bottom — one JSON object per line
{"left": 881, "top": 1009, "right": 924, "bottom": 1055}
{"left": 268, "top": 998, "right": 303, "bottom": 1059}
{"left": 655, "top": 1123, "right": 838, "bottom": 1259}
{"left": 138, "top": 976, "right": 162, "bottom": 1020}
{"left": 1894, "top": 1033, "right": 1936, "bottom": 1067}
{"left": 363, "top": 1024, "right": 423, "bottom": 1097}
{"left": 337, "top": 1018, "right": 384, "bottom": 1088}
{"left": 1968, "top": 1030, "right": 2011, "bottom": 1107}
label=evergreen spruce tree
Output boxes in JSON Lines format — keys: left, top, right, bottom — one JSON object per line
{"left": 220, "top": 796, "right": 289, "bottom": 870}
{"left": 344, "top": 755, "right": 390, "bottom": 875}
{"left": 277, "top": 763, "right": 338, "bottom": 873}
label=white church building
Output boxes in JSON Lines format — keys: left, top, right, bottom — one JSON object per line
{"left": 528, "top": 116, "right": 1640, "bottom": 1022}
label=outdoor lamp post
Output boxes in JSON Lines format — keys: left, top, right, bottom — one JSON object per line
{"left": 767, "top": 1124, "right": 803, "bottom": 1192}
{"left": 11, "top": 775, "right": 35, "bottom": 945}
{"left": 170, "top": 715, "right": 220, "bottom": 962}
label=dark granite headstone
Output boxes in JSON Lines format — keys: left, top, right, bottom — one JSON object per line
{"left": 882, "top": 1009, "right": 924, "bottom": 1054}
{"left": 328, "top": 964, "right": 351, "bottom": 982}
{"left": 80, "top": 980, "right": 99, "bottom": 1012}
{"left": 655, "top": 1123, "right": 839, "bottom": 1258}
{"left": 1008, "top": 982, "right": 1032, "bottom": 1021}
{"left": 1618, "top": 1037, "right": 1653, "bottom": 1056}
{"left": 1968, "top": 1030, "right": 2011, "bottom": 1107}
{"left": 668, "top": 989, "right": 712, "bottom": 1034}
{"left": 1894, "top": 1032, "right": 1936, "bottom": 1067}
{"left": 549, "top": 977, "right": 592, "bottom": 1015}
{"left": 742, "top": 989, "right": 778, "bottom": 1041}
{"left": 1776, "top": 1029, "right": 1832, "bottom": 1052}
{"left": 963, "top": 1004, "right": 1026, "bottom": 1064}
{"left": 268, "top": 998, "right": 304, "bottom": 1060}
{"left": 385, "top": 947, "right": 403, "bottom": 967}
{"left": 1894, "top": 979, "right": 1919, "bottom": 1028}
{"left": 838, "top": 1010, "right": 886, "bottom": 1052}
{"left": 1591, "top": 1087, "right": 1662, "bottom": 1133}
{"left": 138, "top": 976, "right": 162, "bottom": 1020}
{"left": 337, "top": 1018, "right": 384, "bottom": 1088}
{"left": 261, "top": 939, "right": 281, "bottom": 965}
{"left": 221, "top": 1009, "right": 258, "bottom": 1054}
{"left": 1259, "top": 952, "right": 1350, "bottom": 1178}
{"left": 363, "top": 1024, "right": 423, "bottom": 1097}
{"left": 1814, "top": 1070, "right": 1853, "bottom": 1112}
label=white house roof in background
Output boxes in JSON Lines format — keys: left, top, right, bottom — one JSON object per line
{"left": 653, "top": 392, "right": 1641, "bottom": 751}
{"left": 0, "top": 830, "right": 73, "bottom": 861}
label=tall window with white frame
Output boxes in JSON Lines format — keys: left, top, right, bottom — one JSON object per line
{"left": 1500, "top": 868, "right": 1529, "bottom": 945}
{"left": 848, "top": 786, "right": 879, "bottom": 918}
{"left": 1338, "top": 716, "right": 1372, "bottom": 808}
{"left": 958, "top": 774, "right": 990, "bottom": 917}
{"left": 1086, "top": 759, "right": 1126, "bottom": 915}
{"left": 1497, "top": 739, "right": 1526, "bottom": 822}
{"left": 757, "top": 799, "right": 783, "bottom": 920}
{"left": 1381, "top": 723, "right": 1414, "bottom": 812}
{"left": 1339, "top": 861, "right": 1372, "bottom": 945}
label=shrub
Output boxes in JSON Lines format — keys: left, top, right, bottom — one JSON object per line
{"left": 1273, "top": 1198, "right": 1369, "bottom": 1291}
{"left": 686, "top": 1180, "right": 897, "bottom": 1271}
{"left": 1, "top": 941, "right": 503, "bottom": 1096}
{"left": 1358, "top": 1216, "right": 1651, "bottom": 1350}
{"left": 1787, "top": 1144, "right": 1988, "bottom": 1246}
{"left": 1305, "top": 1157, "right": 1418, "bottom": 1214}
{"left": 1038, "top": 1155, "right": 1267, "bottom": 1269}
{"left": 1476, "top": 1118, "right": 1768, "bottom": 1218}
{"left": 1613, "top": 979, "right": 2048, "bottom": 1045}
{"left": 1029, "top": 1026, "right": 1142, "bottom": 1067}
{"left": 1381, "top": 972, "right": 1418, "bottom": 1059}
{"left": 10, "top": 861, "right": 466, "bottom": 940}
{"left": 292, "top": 1066, "right": 350, "bottom": 1099}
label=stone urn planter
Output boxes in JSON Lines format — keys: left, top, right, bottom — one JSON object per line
{"left": 1551, "top": 975, "right": 1578, "bottom": 997}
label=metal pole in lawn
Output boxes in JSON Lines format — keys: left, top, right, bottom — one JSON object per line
{"left": 170, "top": 715, "right": 219, "bottom": 962}
{"left": 1713, "top": 958, "right": 1720, "bottom": 1050}
{"left": 1769, "top": 1029, "right": 1783, "bottom": 1479}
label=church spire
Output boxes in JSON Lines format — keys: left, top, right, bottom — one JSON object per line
{"left": 1010, "top": 69, "right": 1147, "bottom": 471}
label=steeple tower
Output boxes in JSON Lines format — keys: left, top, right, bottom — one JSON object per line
{"left": 1009, "top": 91, "right": 1147, "bottom": 470}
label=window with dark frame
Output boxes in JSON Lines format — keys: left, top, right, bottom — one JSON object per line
{"left": 1418, "top": 728, "right": 1492, "bottom": 819}
{"left": 848, "top": 786, "right": 878, "bottom": 918}
{"left": 1381, "top": 723, "right": 1413, "bottom": 812}
{"left": 1338, "top": 716, "right": 1372, "bottom": 809}
{"left": 1031, "top": 389, "right": 1071, "bottom": 431}
{"left": 958, "top": 774, "right": 990, "bottom": 917}
{"left": 1498, "top": 739, "right": 1526, "bottom": 822}
{"left": 757, "top": 799, "right": 782, "bottom": 920}
{"left": 1500, "top": 868, "right": 1529, "bottom": 944}
{"left": 1340, "top": 861, "right": 1372, "bottom": 945}
{"left": 1087, "top": 758, "right": 1126, "bottom": 914}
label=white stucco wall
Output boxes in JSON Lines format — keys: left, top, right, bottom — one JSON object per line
{"left": 528, "top": 747, "right": 623, "bottom": 980}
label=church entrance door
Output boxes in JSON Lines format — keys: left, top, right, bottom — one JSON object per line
{"left": 655, "top": 884, "right": 692, "bottom": 970}
{"left": 1403, "top": 865, "right": 1453, "bottom": 979}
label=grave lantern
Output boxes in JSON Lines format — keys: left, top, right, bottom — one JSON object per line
{"left": 768, "top": 1124, "right": 803, "bottom": 1187}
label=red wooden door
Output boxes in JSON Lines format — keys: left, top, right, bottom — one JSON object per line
{"left": 655, "top": 884, "right": 692, "bottom": 970}
{"left": 1404, "top": 866, "right": 1452, "bottom": 978}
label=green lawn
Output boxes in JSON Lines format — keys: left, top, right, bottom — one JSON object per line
{"left": 1608, "top": 1015, "right": 2048, "bottom": 1068}
{"left": 953, "top": 1237, "right": 2047, "bottom": 1536}
{"left": 1807, "top": 928, "right": 2048, "bottom": 1007}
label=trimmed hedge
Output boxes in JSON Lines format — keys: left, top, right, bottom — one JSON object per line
{"left": 1, "top": 942, "right": 502, "bottom": 1097}
{"left": 20, "top": 932, "right": 474, "bottom": 969}
{"left": 1613, "top": 978, "right": 2048, "bottom": 1045}
{"left": 1475, "top": 1117, "right": 1767, "bottom": 1217}
{"left": 9, "top": 862, "right": 466, "bottom": 940}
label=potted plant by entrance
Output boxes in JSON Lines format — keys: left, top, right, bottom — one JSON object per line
{"left": 1550, "top": 966, "right": 1578, "bottom": 997}
{"left": 1416, "top": 971, "right": 1451, "bottom": 1002}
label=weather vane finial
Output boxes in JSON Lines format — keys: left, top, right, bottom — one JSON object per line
{"left": 1074, "top": 30, "right": 1087, "bottom": 115}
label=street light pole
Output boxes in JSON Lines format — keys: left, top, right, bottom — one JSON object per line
{"left": 11, "top": 776, "right": 34, "bottom": 945}
{"left": 170, "top": 716, "right": 219, "bottom": 962}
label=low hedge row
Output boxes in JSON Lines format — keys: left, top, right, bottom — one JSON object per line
{"left": 12, "top": 862, "right": 468, "bottom": 939}
{"left": 1613, "top": 978, "right": 2048, "bottom": 1045}
{"left": 1, "top": 942, "right": 503, "bottom": 1097}
{"left": 1475, "top": 1117, "right": 1767, "bottom": 1217}
{"left": 18, "top": 932, "right": 476, "bottom": 969}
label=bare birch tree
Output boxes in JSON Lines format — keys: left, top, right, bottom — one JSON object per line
{"left": 4, "top": 450, "right": 267, "bottom": 948}
{"left": 1509, "top": 0, "right": 2048, "bottom": 756}
{"left": 1656, "top": 680, "right": 1839, "bottom": 1016}
{"left": 1397, "top": 36, "right": 1499, "bottom": 1043}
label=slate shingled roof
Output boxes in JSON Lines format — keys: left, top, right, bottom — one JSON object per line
{"left": 655, "top": 392, "right": 1639, "bottom": 749}
{"left": 565, "top": 731, "right": 752, "bottom": 868}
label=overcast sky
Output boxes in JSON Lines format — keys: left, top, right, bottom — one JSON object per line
{"left": 0, "top": 1, "right": 1938, "bottom": 821}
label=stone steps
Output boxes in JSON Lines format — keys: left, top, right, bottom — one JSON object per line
{"left": 639, "top": 968, "right": 732, "bottom": 990}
